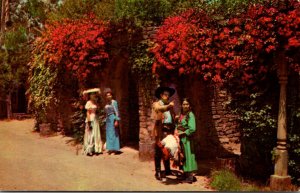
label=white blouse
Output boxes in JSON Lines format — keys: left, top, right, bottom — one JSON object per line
{"left": 85, "top": 100, "right": 97, "bottom": 122}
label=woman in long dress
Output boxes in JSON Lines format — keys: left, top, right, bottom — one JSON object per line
{"left": 176, "top": 98, "right": 198, "bottom": 183}
{"left": 82, "top": 89, "right": 103, "bottom": 156}
{"left": 104, "top": 88, "right": 120, "bottom": 155}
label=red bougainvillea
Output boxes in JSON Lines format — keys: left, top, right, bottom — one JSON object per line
{"left": 151, "top": 9, "right": 213, "bottom": 77}
{"left": 33, "top": 14, "right": 111, "bottom": 82}
{"left": 152, "top": 0, "right": 300, "bottom": 84}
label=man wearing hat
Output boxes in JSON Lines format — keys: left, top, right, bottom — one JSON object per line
{"left": 151, "top": 86, "right": 176, "bottom": 182}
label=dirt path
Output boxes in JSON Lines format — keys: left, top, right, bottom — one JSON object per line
{"left": 0, "top": 119, "right": 212, "bottom": 191}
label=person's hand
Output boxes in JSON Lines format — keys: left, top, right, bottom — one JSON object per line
{"left": 114, "top": 121, "right": 119, "bottom": 128}
{"left": 169, "top": 101, "right": 174, "bottom": 108}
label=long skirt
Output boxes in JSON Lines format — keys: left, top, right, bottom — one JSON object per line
{"left": 83, "top": 119, "right": 102, "bottom": 155}
{"left": 105, "top": 114, "right": 120, "bottom": 151}
{"left": 181, "top": 137, "right": 198, "bottom": 172}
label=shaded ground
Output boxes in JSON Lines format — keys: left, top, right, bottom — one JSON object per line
{"left": 0, "top": 119, "right": 213, "bottom": 191}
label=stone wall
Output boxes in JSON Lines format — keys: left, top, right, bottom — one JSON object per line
{"left": 137, "top": 26, "right": 158, "bottom": 160}
{"left": 210, "top": 86, "right": 240, "bottom": 156}
{"left": 138, "top": 81, "right": 156, "bottom": 161}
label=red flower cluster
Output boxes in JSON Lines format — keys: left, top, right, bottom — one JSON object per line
{"left": 152, "top": 0, "right": 300, "bottom": 84}
{"left": 152, "top": 9, "right": 211, "bottom": 76}
{"left": 33, "top": 14, "right": 110, "bottom": 82}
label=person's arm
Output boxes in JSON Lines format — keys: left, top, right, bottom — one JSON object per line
{"left": 153, "top": 101, "right": 174, "bottom": 113}
{"left": 85, "top": 101, "right": 92, "bottom": 128}
{"left": 184, "top": 112, "right": 196, "bottom": 136}
{"left": 113, "top": 100, "right": 120, "bottom": 121}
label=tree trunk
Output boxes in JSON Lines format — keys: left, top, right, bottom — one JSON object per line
{"left": 6, "top": 92, "right": 12, "bottom": 119}
{"left": 1, "top": 0, "right": 9, "bottom": 32}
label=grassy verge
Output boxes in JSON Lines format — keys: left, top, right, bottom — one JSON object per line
{"left": 210, "top": 169, "right": 260, "bottom": 191}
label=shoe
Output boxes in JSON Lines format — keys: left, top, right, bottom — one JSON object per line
{"left": 182, "top": 173, "right": 194, "bottom": 184}
{"left": 177, "top": 173, "right": 186, "bottom": 180}
{"left": 155, "top": 171, "right": 162, "bottom": 181}
{"left": 165, "top": 170, "right": 172, "bottom": 176}
{"left": 193, "top": 176, "right": 197, "bottom": 182}
{"left": 182, "top": 178, "right": 193, "bottom": 184}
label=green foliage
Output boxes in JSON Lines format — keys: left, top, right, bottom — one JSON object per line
{"left": 48, "top": 0, "right": 94, "bottom": 20}
{"left": 70, "top": 99, "right": 106, "bottom": 144}
{"left": 238, "top": 105, "right": 276, "bottom": 140}
{"left": 25, "top": 0, "right": 47, "bottom": 22}
{"left": 0, "top": 26, "right": 30, "bottom": 99}
{"left": 210, "top": 169, "right": 261, "bottom": 191}
{"left": 114, "top": 0, "right": 173, "bottom": 26}
{"left": 93, "top": 0, "right": 116, "bottom": 21}
{"left": 206, "top": 0, "right": 264, "bottom": 15}
{"left": 70, "top": 101, "right": 86, "bottom": 143}
{"left": 48, "top": 0, "right": 115, "bottom": 21}
{"left": 130, "top": 40, "right": 158, "bottom": 103}
{"left": 227, "top": 71, "right": 300, "bottom": 184}
{"left": 131, "top": 40, "right": 154, "bottom": 78}
{"left": 229, "top": 92, "right": 277, "bottom": 179}
{"left": 286, "top": 73, "right": 300, "bottom": 185}
{"left": 210, "top": 169, "right": 242, "bottom": 191}
{"left": 27, "top": 55, "right": 59, "bottom": 123}
{"left": 4, "top": 26, "right": 28, "bottom": 50}
{"left": 288, "top": 134, "right": 300, "bottom": 184}
{"left": 242, "top": 185, "right": 260, "bottom": 191}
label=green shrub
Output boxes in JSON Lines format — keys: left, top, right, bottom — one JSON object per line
{"left": 70, "top": 99, "right": 106, "bottom": 144}
{"left": 229, "top": 92, "right": 277, "bottom": 179}
{"left": 70, "top": 101, "right": 86, "bottom": 143}
{"left": 227, "top": 71, "right": 300, "bottom": 184}
{"left": 4, "top": 26, "right": 28, "bottom": 50}
{"left": 210, "top": 169, "right": 242, "bottom": 191}
{"left": 130, "top": 40, "right": 159, "bottom": 103}
{"left": 27, "top": 55, "right": 59, "bottom": 123}
{"left": 48, "top": 0, "right": 98, "bottom": 20}
{"left": 114, "top": 0, "right": 173, "bottom": 26}
{"left": 25, "top": 0, "right": 47, "bottom": 22}
{"left": 242, "top": 184, "right": 260, "bottom": 191}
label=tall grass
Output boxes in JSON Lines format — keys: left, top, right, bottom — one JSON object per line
{"left": 210, "top": 169, "right": 242, "bottom": 191}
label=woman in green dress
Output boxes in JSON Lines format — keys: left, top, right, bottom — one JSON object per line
{"left": 176, "top": 98, "right": 198, "bottom": 183}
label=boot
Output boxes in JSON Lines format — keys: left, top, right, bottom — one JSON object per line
{"left": 182, "top": 172, "right": 193, "bottom": 184}
{"left": 155, "top": 169, "right": 162, "bottom": 181}
{"left": 154, "top": 156, "right": 162, "bottom": 181}
{"left": 164, "top": 159, "right": 172, "bottom": 176}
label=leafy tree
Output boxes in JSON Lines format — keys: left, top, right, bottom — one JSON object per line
{"left": 0, "top": 26, "right": 30, "bottom": 118}
{"left": 0, "top": 0, "right": 54, "bottom": 118}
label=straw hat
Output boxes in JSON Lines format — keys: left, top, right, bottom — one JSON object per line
{"left": 82, "top": 88, "right": 101, "bottom": 95}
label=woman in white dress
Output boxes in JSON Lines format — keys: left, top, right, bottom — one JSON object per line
{"left": 82, "top": 88, "right": 103, "bottom": 156}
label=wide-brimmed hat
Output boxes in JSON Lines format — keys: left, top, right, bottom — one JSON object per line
{"left": 103, "top": 88, "right": 113, "bottom": 95}
{"left": 155, "top": 86, "right": 175, "bottom": 99}
{"left": 82, "top": 88, "right": 101, "bottom": 95}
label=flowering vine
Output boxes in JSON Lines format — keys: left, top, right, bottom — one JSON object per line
{"left": 32, "top": 14, "right": 111, "bottom": 83}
